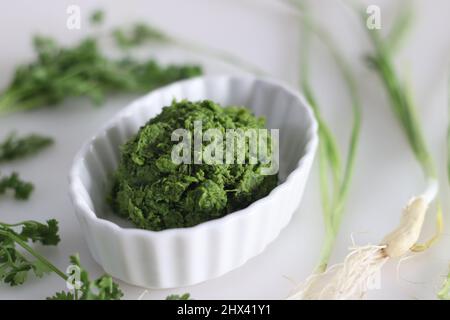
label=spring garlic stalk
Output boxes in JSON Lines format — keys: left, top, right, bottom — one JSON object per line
{"left": 300, "top": 16, "right": 361, "bottom": 274}
{"left": 290, "top": 2, "right": 442, "bottom": 299}
{"left": 284, "top": 0, "right": 362, "bottom": 283}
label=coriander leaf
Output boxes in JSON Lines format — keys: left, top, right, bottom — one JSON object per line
{"left": 0, "top": 219, "right": 61, "bottom": 286}
{"left": 166, "top": 293, "right": 191, "bottom": 300}
{"left": 32, "top": 259, "right": 51, "bottom": 278}
{"left": 11, "top": 270, "right": 28, "bottom": 285}
{"left": 47, "top": 291, "right": 75, "bottom": 300}
{"left": 1, "top": 219, "right": 122, "bottom": 299}
{"left": 0, "top": 133, "right": 54, "bottom": 162}
{"left": 0, "top": 219, "right": 123, "bottom": 300}
{"left": 0, "top": 233, "right": 50, "bottom": 286}
{"left": 0, "top": 172, "right": 34, "bottom": 200}
{"left": 19, "top": 219, "right": 61, "bottom": 245}
{"left": 90, "top": 10, "right": 104, "bottom": 25}
{"left": 49, "top": 254, "right": 123, "bottom": 300}
{"left": 0, "top": 35, "right": 202, "bottom": 114}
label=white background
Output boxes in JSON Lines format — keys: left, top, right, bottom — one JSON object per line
{"left": 0, "top": 0, "right": 449, "bottom": 300}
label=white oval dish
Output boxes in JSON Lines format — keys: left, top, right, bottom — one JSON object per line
{"left": 69, "top": 75, "right": 318, "bottom": 289}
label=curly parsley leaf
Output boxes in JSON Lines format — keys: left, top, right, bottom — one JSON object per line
{"left": 47, "top": 291, "right": 75, "bottom": 300}
{"left": 0, "top": 218, "right": 122, "bottom": 298}
{"left": 90, "top": 10, "right": 104, "bottom": 25}
{"left": 48, "top": 254, "right": 123, "bottom": 300}
{"left": 166, "top": 293, "right": 191, "bottom": 300}
{"left": 0, "top": 34, "right": 201, "bottom": 114}
{"left": 0, "top": 133, "right": 54, "bottom": 162}
{"left": 0, "top": 172, "right": 34, "bottom": 200}
{"left": 0, "top": 219, "right": 60, "bottom": 286}
{"left": 18, "top": 219, "right": 61, "bottom": 245}
{"left": 0, "top": 237, "right": 34, "bottom": 286}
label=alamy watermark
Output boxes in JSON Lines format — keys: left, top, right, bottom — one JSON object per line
{"left": 65, "top": 263, "right": 82, "bottom": 292}
{"left": 170, "top": 121, "right": 279, "bottom": 175}
{"left": 366, "top": 5, "right": 381, "bottom": 30}
{"left": 66, "top": 5, "right": 81, "bottom": 30}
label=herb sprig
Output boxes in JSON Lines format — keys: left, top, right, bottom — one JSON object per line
{"left": 0, "top": 218, "right": 123, "bottom": 299}
{"left": 90, "top": 10, "right": 105, "bottom": 25}
{"left": 0, "top": 36, "right": 202, "bottom": 115}
{"left": 0, "top": 133, "right": 53, "bottom": 162}
{"left": 0, "top": 219, "right": 61, "bottom": 286}
{"left": 166, "top": 293, "right": 191, "bottom": 300}
{"left": 48, "top": 254, "right": 123, "bottom": 300}
{"left": 0, "top": 172, "right": 34, "bottom": 200}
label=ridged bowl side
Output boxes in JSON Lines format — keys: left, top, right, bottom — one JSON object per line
{"left": 69, "top": 75, "right": 318, "bottom": 288}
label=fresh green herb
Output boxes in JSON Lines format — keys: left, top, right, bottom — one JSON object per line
{"left": 166, "top": 293, "right": 191, "bottom": 300}
{"left": 0, "top": 132, "right": 53, "bottom": 162}
{"left": 110, "top": 99, "right": 278, "bottom": 231}
{"left": 90, "top": 9, "right": 104, "bottom": 25}
{"left": 0, "top": 9, "right": 267, "bottom": 114}
{"left": 48, "top": 254, "right": 123, "bottom": 300}
{"left": 0, "top": 172, "right": 34, "bottom": 200}
{"left": 1, "top": 216, "right": 123, "bottom": 299}
{"left": 0, "top": 35, "right": 202, "bottom": 115}
{"left": 0, "top": 219, "right": 60, "bottom": 286}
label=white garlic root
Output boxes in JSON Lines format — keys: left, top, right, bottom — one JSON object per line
{"left": 288, "top": 245, "right": 387, "bottom": 299}
{"left": 289, "top": 181, "right": 437, "bottom": 300}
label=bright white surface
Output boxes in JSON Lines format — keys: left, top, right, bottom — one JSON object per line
{"left": 0, "top": 0, "right": 449, "bottom": 300}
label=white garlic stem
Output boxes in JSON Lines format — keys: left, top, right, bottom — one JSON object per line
{"left": 380, "top": 197, "right": 428, "bottom": 258}
{"left": 289, "top": 179, "right": 438, "bottom": 299}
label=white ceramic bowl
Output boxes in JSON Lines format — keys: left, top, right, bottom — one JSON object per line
{"left": 69, "top": 75, "right": 318, "bottom": 289}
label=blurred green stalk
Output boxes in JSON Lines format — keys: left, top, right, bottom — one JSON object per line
{"left": 289, "top": 0, "right": 362, "bottom": 272}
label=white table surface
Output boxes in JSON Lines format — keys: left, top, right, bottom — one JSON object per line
{"left": 0, "top": 0, "right": 449, "bottom": 300}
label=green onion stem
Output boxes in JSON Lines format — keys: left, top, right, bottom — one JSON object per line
{"left": 350, "top": 3, "right": 446, "bottom": 298}
{"left": 295, "top": 1, "right": 362, "bottom": 272}
{"left": 357, "top": 7, "right": 436, "bottom": 180}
